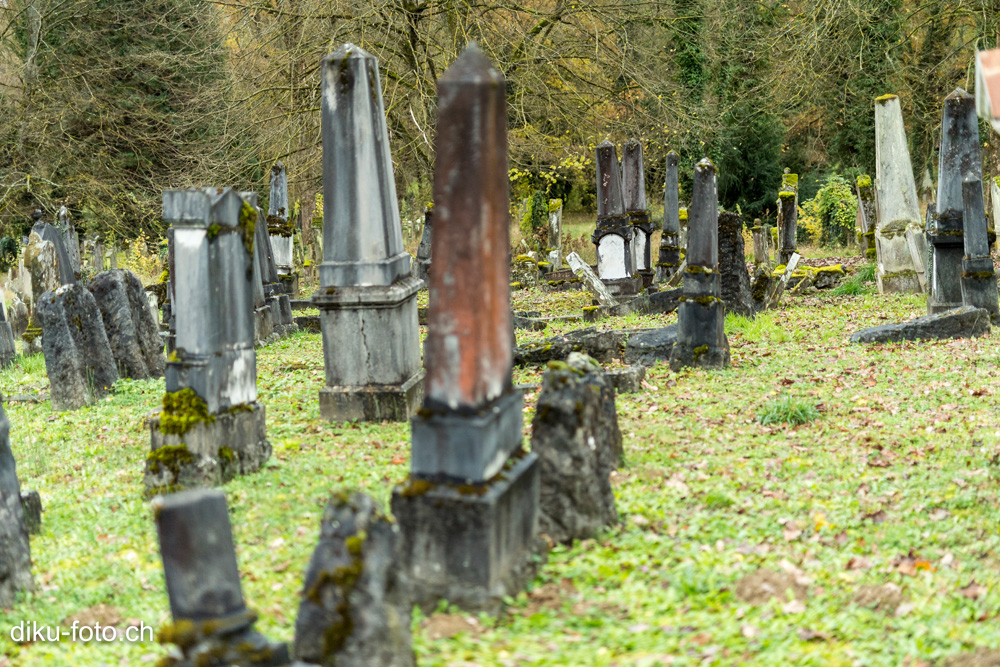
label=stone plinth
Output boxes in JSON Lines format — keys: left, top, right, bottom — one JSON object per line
{"left": 0, "top": 403, "right": 33, "bottom": 608}
{"left": 315, "top": 44, "right": 423, "bottom": 423}
{"left": 657, "top": 150, "right": 683, "bottom": 282}
{"left": 960, "top": 177, "right": 1000, "bottom": 322}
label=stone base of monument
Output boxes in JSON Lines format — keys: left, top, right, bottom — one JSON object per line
{"left": 0, "top": 322, "right": 16, "bottom": 369}
{"left": 927, "top": 232, "right": 964, "bottom": 314}
{"left": 669, "top": 290, "right": 731, "bottom": 372}
{"left": 876, "top": 230, "right": 924, "bottom": 294}
{"left": 266, "top": 293, "right": 295, "bottom": 328}
{"left": 876, "top": 269, "right": 923, "bottom": 295}
{"left": 145, "top": 404, "right": 271, "bottom": 494}
{"left": 21, "top": 326, "right": 42, "bottom": 356}
{"left": 850, "top": 305, "right": 990, "bottom": 344}
{"left": 604, "top": 276, "right": 643, "bottom": 297}
{"left": 637, "top": 269, "right": 656, "bottom": 288}
{"left": 625, "top": 325, "right": 678, "bottom": 367}
{"left": 319, "top": 370, "right": 424, "bottom": 422}
{"left": 391, "top": 452, "right": 542, "bottom": 614}
{"left": 960, "top": 257, "right": 1000, "bottom": 323}
{"left": 253, "top": 304, "right": 274, "bottom": 345}
{"left": 278, "top": 272, "right": 299, "bottom": 298}
{"left": 157, "top": 613, "right": 289, "bottom": 667}
{"left": 413, "top": 258, "right": 431, "bottom": 286}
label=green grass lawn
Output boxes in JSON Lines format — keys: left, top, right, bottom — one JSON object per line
{"left": 2, "top": 271, "right": 1000, "bottom": 666}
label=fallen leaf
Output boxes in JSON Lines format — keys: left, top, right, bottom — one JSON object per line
{"left": 783, "top": 600, "right": 807, "bottom": 614}
{"left": 741, "top": 624, "right": 759, "bottom": 639}
{"left": 958, "top": 580, "right": 987, "bottom": 600}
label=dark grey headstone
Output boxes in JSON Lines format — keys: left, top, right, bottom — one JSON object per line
{"left": 625, "top": 325, "right": 678, "bottom": 366}
{"left": 850, "top": 305, "right": 990, "bottom": 344}
{"left": 20, "top": 490, "right": 41, "bottom": 535}
{"left": 531, "top": 353, "right": 621, "bottom": 543}
{"left": 89, "top": 269, "right": 165, "bottom": 379}
{"left": 294, "top": 491, "right": 414, "bottom": 667}
{"left": 718, "top": 211, "right": 755, "bottom": 317}
{"left": 0, "top": 402, "right": 33, "bottom": 607}
{"left": 30, "top": 221, "right": 76, "bottom": 286}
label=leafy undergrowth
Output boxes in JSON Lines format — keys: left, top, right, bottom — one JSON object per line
{"left": 2, "top": 281, "right": 1000, "bottom": 666}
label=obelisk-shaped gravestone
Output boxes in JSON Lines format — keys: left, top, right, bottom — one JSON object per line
{"left": 874, "top": 95, "right": 924, "bottom": 294}
{"left": 239, "top": 191, "right": 276, "bottom": 344}
{"left": 657, "top": 151, "right": 683, "bottom": 282}
{"left": 622, "top": 138, "right": 654, "bottom": 286}
{"left": 856, "top": 175, "right": 876, "bottom": 261}
{"left": 146, "top": 189, "right": 271, "bottom": 494}
{"left": 777, "top": 170, "right": 798, "bottom": 265}
{"left": 670, "top": 159, "right": 730, "bottom": 371}
{"left": 928, "top": 89, "right": 981, "bottom": 314}
{"left": 591, "top": 141, "right": 638, "bottom": 294}
{"left": 413, "top": 204, "right": 434, "bottom": 285}
{"left": 56, "top": 206, "right": 81, "bottom": 276}
{"left": 153, "top": 489, "right": 288, "bottom": 665}
{"left": 313, "top": 44, "right": 424, "bottom": 422}
{"left": 960, "top": 175, "right": 1000, "bottom": 322}
{"left": 267, "top": 162, "right": 298, "bottom": 296}
{"left": 0, "top": 402, "right": 33, "bottom": 608}
{"left": 392, "top": 44, "right": 540, "bottom": 614}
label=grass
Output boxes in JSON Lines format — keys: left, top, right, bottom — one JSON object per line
{"left": 2, "top": 261, "right": 1000, "bottom": 666}
{"left": 758, "top": 394, "right": 821, "bottom": 426}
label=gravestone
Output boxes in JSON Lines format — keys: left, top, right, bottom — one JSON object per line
{"left": 547, "top": 198, "right": 563, "bottom": 269}
{"left": 851, "top": 305, "right": 990, "bottom": 344}
{"left": 751, "top": 219, "right": 770, "bottom": 266}
{"left": 566, "top": 252, "right": 617, "bottom": 307}
{"left": 0, "top": 302, "right": 16, "bottom": 368}
{"left": 89, "top": 269, "right": 165, "bottom": 379}
{"left": 657, "top": 150, "right": 684, "bottom": 282}
{"left": 146, "top": 188, "right": 271, "bottom": 494}
{"left": 153, "top": 489, "right": 288, "bottom": 667}
{"left": 31, "top": 221, "right": 75, "bottom": 287}
{"left": 856, "top": 175, "right": 876, "bottom": 260}
{"left": 240, "top": 192, "right": 276, "bottom": 344}
{"left": 928, "top": 89, "right": 981, "bottom": 314}
{"left": 294, "top": 491, "right": 414, "bottom": 667}
{"left": 0, "top": 402, "right": 33, "bottom": 608}
{"left": 959, "top": 175, "right": 1000, "bottom": 322}
{"left": 718, "top": 211, "right": 754, "bottom": 317}
{"left": 413, "top": 203, "right": 433, "bottom": 285}
{"left": 37, "top": 284, "right": 119, "bottom": 411}
{"left": 874, "top": 95, "right": 924, "bottom": 294}
{"left": 993, "top": 178, "right": 1000, "bottom": 249}
{"left": 391, "top": 44, "right": 540, "bottom": 615}
{"left": 531, "top": 353, "right": 621, "bottom": 544}
{"left": 670, "top": 158, "right": 730, "bottom": 371}
{"left": 312, "top": 44, "right": 424, "bottom": 423}
{"left": 56, "top": 206, "right": 81, "bottom": 276}
{"left": 267, "top": 162, "right": 297, "bottom": 297}
{"left": 591, "top": 141, "right": 639, "bottom": 294}
{"left": 777, "top": 171, "right": 798, "bottom": 265}
{"left": 245, "top": 191, "right": 295, "bottom": 337}
{"left": 8, "top": 297, "right": 27, "bottom": 340}
{"left": 20, "top": 224, "right": 75, "bottom": 355}
{"left": 622, "top": 138, "right": 654, "bottom": 286}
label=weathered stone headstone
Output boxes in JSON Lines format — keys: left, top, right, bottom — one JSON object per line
{"left": 8, "top": 297, "right": 27, "bottom": 340}
{"left": 959, "top": 175, "right": 1000, "bottom": 322}
{"left": 777, "top": 171, "right": 798, "bottom": 265}
{"left": 670, "top": 158, "right": 730, "bottom": 371}
{"left": 245, "top": 191, "right": 295, "bottom": 337}
{"left": 856, "top": 175, "right": 876, "bottom": 260}
{"left": 850, "top": 305, "right": 990, "bottom": 344}
{"left": 993, "top": 177, "right": 1000, "bottom": 249}
{"left": 547, "top": 198, "right": 563, "bottom": 269}
{"left": 391, "top": 44, "right": 540, "bottom": 614}
{"left": 751, "top": 219, "right": 770, "bottom": 266}
{"left": 624, "top": 324, "right": 678, "bottom": 366}
{"left": 413, "top": 203, "right": 434, "bottom": 285}
{"left": 718, "top": 211, "right": 754, "bottom": 317}
{"left": 592, "top": 141, "right": 639, "bottom": 293}
{"left": 657, "top": 150, "right": 683, "bottom": 282}
{"left": 622, "top": 138, "right": 654, "bottom": 286}
{"left": 531, "top": 353, "right": 621, "bottom": 544}
{"left": 153, "top": 489, "right": 288, "bottom": 667}
{"left": 312, "top": 44, "right": 424, "bottom": 423}
{"left": 294, "top": 491, "right": 414, "bottom": 667}
{"left": 928, "top": 89, "right": 981, "bottom": 314}
{"left": 764, "top": 252, "right": 801, "bottom": 309}
{"left": 89, "top": 269, "right": 165, "bottom": 379}
{"left": 0, "top": 302, "right": 16, "bottom": 368}
{"left": 31, "top": 221, "right": 75, "bottom": 287}
{"left": 56, "top": 205, "right": 81, "bottom": 276}
{"left": 267, "top": 162, "right": 296, "bottom": 294}
{"left": 240, "top": 192, "right": 276, "bottom": 345}
{"left": 874, "top": 94, "right": 924, "bottom": 294}
{"left": 566, "top": 251, "right": 617, "bottom": 307}
{"left": 0, "top": 402, "right": 33, "bottom": 608}
{"left": 147, "top": 188, "right": 271, "bottom": 494}
{"left": 37, "top": 284, "right": 119, "bottom": 411}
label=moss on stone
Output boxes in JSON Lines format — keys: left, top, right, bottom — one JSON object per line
{"left": 678, "top": 208, "right": 688, "bottom": 221}
{"left": 146, "top": 444, "right": 195, "bottom": 477}
{"left": 582, "top": 306, "right": 600, "bottom": 312}
{"left": 692, "top": 344, "right": 710, "bottom": 362}
{"left": 548, "top": 198, "right": 563, "bottom": 213}
{"left": 239, "top": 201, "right": 257, "bottom": 256}
{"left": 397, "top": 477, "right": 435, "bottom": 497}
{"left": 857, "top": 174, "right": 872, "bottom": 189}
{"left": 206, "top": 223, "right": 223, "bottom": 241}
{"left": 159, "top": 388, "right": 215, "bottom": 436}
{"left": 875, "top": 94, "right": 898, "bottom": 104}
{"left": 962, "top": 270, "right": 996, "bottom": 280}
{"left": 217, "top": 446, "right": 235, "bottom": 464}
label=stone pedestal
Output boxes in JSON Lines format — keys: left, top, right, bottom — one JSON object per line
{"left": 594, "top": 223, "right": 635, "bottom": 280}
{"left": 960, "top": 177, "right": 1000, "bottom": 322}
{"left": 0, "top": 403, "right": 33, "bottom": 608}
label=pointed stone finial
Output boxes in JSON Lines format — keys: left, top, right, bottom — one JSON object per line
{"left": 687, "top": 158, "right": 718, "bottom": 268}
{"left": 595, "top": 141, "right": 625, "bottom": 219}
{"left": 663, "top": 151, "right": 680, "bottom": 235}
{"left": 423, "top": 42, "right": 512, "bottom": 412}
{"left": 268, "top": 162, "right": 288, "bottom": 221}
{"left": 57, "top": 206, "right": 69, "bottom": 228}
{"left": 937, "top": 88, "right": 981, "bottom": 220}
{"left": 621, "top": 138, "right": 647, "bottom": 213}
{"left": 320, "top": 43, "right": 408, "bottom": 287}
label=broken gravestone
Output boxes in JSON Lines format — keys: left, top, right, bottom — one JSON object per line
{"left": 624, "top": 325, "right": 678, "bottom": 366}
{"left": 0, "top": 401, "right": 33, "bottom": 608}
{"left": 294, "top": 491, "right": 414, "bottom": 667}
{"left": 531, "top": 353, "right": 621, "bottom": 544}
{"left": 566, "top": 251, "right": 617, "bottom": 307}
{"left": 718, "top": 211, "right": 755, "bottom": 317}
{"left": 89, "top": 269, "right": 165, "bottom": 379}
{"left": 514, "top": 327, "right": 625, "bottom": 366}
{"left": 36, "top": 284, "right": 119, "bottom": 411}
{"left": 850, "top": 305, "right": 990, "bottom": 344}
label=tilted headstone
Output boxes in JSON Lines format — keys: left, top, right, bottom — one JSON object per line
{"left": 89, "top": 269, "right": 165, "bottom": 379}
{"left": 413, "top": 203, "right": 434, "bottom": 284}
{"left": 31, "top": 221, "right": 75, "bottom": 287}
{"left": 928, "top": 89, "right": 981, "bottom": 314}
{"left": 622, "top": 138, "right": 654, "bottom": 286}
{"left": 670, "top": 158, "right": 731, "bottom": 371}
{"left": 391, "top": 44, "right": 540, "bottom": 614}
{"left": 0, "top": 402, "right": 33, "bottom": 608}
{"left": 267, "top": 162, "right": 297, "bottom": 296}
{"left": 657, "top": 150, "right": 683, "bottom": 282}
{"left": 245, "top": 191, "right": 295, "bottom": 336}
{"left": 56, "top": 206, "right": 81, "bottom": 276}
{"left": 146, "top": 188, "right": 271, "bottom": 494}
{"left": 959, "top": 175, "right": 1000, "bottom": 322}
{"left": 856, "top": 175, "right": 876, "bottom": 260}
{"left": 777, "top": 171, "right": 798, "bottom": 265}
{"left": 153, "top": 489, "right": 288, "bottom": 667}
{"left": 566, "top": 251, "right": 617, "bottom": 307}
{"left": 718, "top": 211, "right": 754, "bottom": 317}
{"left": 591, "top": 141, "right": 637, "bottom": 291}
{"left": 851, "top": 305, "right": 990, "bottom": 344}
{"left": 36, "top": 284, "right": 119, "bottom": 411}
{"left": 312, "top": 44, "right": 424, "bottom": 423}
{"left": 874, "top": 95, "right": 924, "bottom": 294}
{"left": 294, "top": 491, "right": 414, "bottom": 667}
{"left": 531, "top": 352, "right": 621, "bottom": 544}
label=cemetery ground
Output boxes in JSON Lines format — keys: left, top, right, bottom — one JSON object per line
{"left": 2, "top": 255, "right": 1000, "bottom": 666}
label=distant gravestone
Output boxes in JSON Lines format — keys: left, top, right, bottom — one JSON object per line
{"left": 531, "top": 353, "right": 621, "bottom": 544}
{"left": 622, "top": 138, "right": 654, "bottom": 286}
{"left": 89, "top": 269, "right": 165, "bottom": 379}
{"left": 294, "top": 491, "right": 414, "bottom": 667}
{"left": 56, "top": 206, "right": 81, "bottom": 276}
{"left": 592, "top": 141, "right": 638, "bottom": 293}
{"left": 267, "top": 162, "right": 297, "bottom": 296}
{"left": 547, "top": 199, "right": 563, "bottom": 269}
{"left": 8, "top": 296, "right": 27, "bottom": 340}
{"left": 959, "top": 176, "right": 1000, "bottom": 322}
{"left": 851, "top": 305, "right": 990, "bottom": 344}
{"left": 30, "top": 222, "right": 75, "bottom": 287}
{"left": 656, "top": 150, "right": 683, "bottom": 282}
{"left": 0, "top": 302, "right": 16, "bottom": 368}
{"left": 566, "top": 252, "right": 617, "bottom": 307}
{"left": 20, "top": 233, "right": 62, "bottom": 355}
{"left": 856, "top": 176, "right": 876, "bottom": 260}
{"left": 413, "top": 204, "right": 434, "bottom": 284}
{"left": 718, "top": 211, "right": 755, "bottom": 317}
{"left": 36, "top": 284, "right": 119, "bottom": 411}
{"left": 776, "top": 171, "right": 798, "bottom": 266}
{"left": 0, "top": 401, "right": 33, "bottom": 608}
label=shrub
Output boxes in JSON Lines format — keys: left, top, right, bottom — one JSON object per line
{"left": 797, "top": 174, "right": 858, "bottom": 247}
